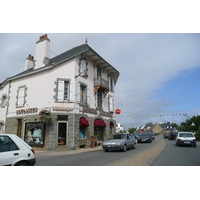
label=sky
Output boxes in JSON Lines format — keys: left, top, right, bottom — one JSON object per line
{"left": 0, "top": 33, "right": 200, "bottom": 129}
{"left": 1, "top": 1, "right": 200, "bottom": 130}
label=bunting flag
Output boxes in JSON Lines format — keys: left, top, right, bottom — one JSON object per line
{"left": 116, "top": 113, "right": 185, "bottom": 118}
{"left": 118, "top": 119, "right": 184, "bottom": 126}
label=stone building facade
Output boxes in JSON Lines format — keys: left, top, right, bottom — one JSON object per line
{"left": 0, "top": 34, "right": 119, "bottom": 151}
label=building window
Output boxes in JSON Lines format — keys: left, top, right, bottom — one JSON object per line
{"left": 57, "top": 80, "right": 69, "bottom": 102}
{"left": 55, "top": 79, "right": 75, "bottom": 103}
{"left": 0, "top": 94, "right": 7, "bottom": 108}
{"left": 108, "top": 75, "right": 114, "bottom": 92}
{"left": 77, "top": 83, "right": 90, "bottom": 106}
{"left": 97, "top": 90, "right": 103, "bottom": 109}
{"left": 16, "top": 86, "right": 26, "bottom": 107}
{"left": 24, "top": 122, "right": 45, "bottom": 147}
{"left": 79, "top": 58, "right": 88, "bottom": 76}
{"left": 80, "top": 85, "right": 87, "bottom": 104}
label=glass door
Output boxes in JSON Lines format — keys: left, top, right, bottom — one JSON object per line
{"left": 57, "top": 122, "right": 68, "bottom": 146}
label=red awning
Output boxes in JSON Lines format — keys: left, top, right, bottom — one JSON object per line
{"left": 80, "top": 118, "right": 89, "bottom": 127}
{"left": 110, "top": 121, "right": 114, "bottom": 128}
{"left": 94, "top": 119, "right": 106, "bottom": 127}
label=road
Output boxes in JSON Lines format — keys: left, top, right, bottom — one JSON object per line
{"left": 35, "top": 138, "right": 161, "bottom": 166}
{"left": 150, "top": 136, "right": 200, "bottom": 166}
{"left": 35, "top": 136, "right": 200, "bottom": 166}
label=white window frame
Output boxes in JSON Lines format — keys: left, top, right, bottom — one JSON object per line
{"left": 16, "top": 86, "right": 26, "bottom": 107}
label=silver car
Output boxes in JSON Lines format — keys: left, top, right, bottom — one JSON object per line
{"left": 102, "top": 133, "right": 136, "bottom": 152}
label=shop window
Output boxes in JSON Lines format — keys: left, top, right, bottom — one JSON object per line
{"left": 57, "top": 115, "right": 68, "bottom": 121}
{"left": 24, "top": 122, "right": 45, "bottom": 147}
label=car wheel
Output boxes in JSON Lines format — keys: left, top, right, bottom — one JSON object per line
{"left": 194, "top": 144, "right": 196, "bottom": 147}
{"left": 123, "top": 144, "right": 127, "bottom": 152}
{"left": 15, "top": 161, "right": 29, "bottom": 166}
{"left": 133, "top": 143, "right": 136, "bottom": 149}
{"left": 105, "top": 149, "right": 109, "bottom": 152}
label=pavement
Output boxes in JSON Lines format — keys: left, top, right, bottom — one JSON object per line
{"left": 35, "top": 145, "right": 103, "bottom": 157}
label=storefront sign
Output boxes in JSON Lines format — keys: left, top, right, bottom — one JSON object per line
{"left": 99, "top": 110, "right": 112, "bottom": 117}
{"left": 82, "top": 107, "right": 97, "bottom": 114}
{"left": 52, "top": 107, "right": 74, "bottom": 112}
{"left": 16, "top": 108, "right": 38, "bottom": 115}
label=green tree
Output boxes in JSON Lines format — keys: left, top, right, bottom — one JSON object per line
{"left": 128, "top": 127, "right": 136, "bottom": 133}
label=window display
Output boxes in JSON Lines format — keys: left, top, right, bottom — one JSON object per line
{"left": 24, "top": 122, "right": 45, "bottom": 146}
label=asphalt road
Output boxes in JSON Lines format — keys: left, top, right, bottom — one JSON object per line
{"left": 35, "top": 138, "right": 160, "bottom": 166}
{"left": 150, "top": 137, "right": 200, "bottom": 166}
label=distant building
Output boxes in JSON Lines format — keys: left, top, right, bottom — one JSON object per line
{"left": 144, "top": 122, "right": 173, "bottom": 134}
{"left": 116, "top": 123, "right": 123, "bottom": 133}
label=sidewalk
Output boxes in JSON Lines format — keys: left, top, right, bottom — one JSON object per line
{"left": 35, "top": 145, "right": 103, "bottom": 157}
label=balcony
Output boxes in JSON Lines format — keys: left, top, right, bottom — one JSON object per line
{"left": 94, "top": 77, "right": 109, "bottom": 96}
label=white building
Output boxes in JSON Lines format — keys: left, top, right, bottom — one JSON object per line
{"left": 116, "top": 123, "right": 124, "bottom": 133}
{"left": 0, "top": 34, "right": 119, "bottom": 150}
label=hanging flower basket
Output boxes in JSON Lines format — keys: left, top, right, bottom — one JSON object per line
{"left": 39, "top": 109, "right": 52, "bottom": 124}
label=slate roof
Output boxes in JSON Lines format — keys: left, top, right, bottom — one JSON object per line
{"left": 1, "top": 44, "right": 119, "bottom": 86}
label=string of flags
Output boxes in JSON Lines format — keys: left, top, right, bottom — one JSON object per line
{"left": 116, "top": 113, "right": 185, "bottom": 118}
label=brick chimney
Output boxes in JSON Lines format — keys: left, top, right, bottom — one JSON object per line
{"left": 34, "top": 34, "right": 50, "bottom": 69}
{"left": 24, "top": 54, "right": 34, "bottom": 70}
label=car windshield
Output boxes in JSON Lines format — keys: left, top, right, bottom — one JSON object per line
{"left": 140, "top": 133, "right": 149, "bottom": 136}
{"left": 113, "top": 134, "right": 126, "bottom": 139}
{"left": 179, "top": 133, "right": 193, "bottom": 137}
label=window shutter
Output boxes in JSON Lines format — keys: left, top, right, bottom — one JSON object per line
{"left": 102, "top": 93, "right": 104, "bottom": 110}
{"left": 77, "top": 83, "right": 80, "bottom": 103}
{"left": 57, "top": 80, "right": 64, "bottom": 102}
{"left": 109, "top": 96, "right": 114, "bottom": 112}
{"left": 17, "top": 87, "right": 25, "bottom": 106}
{"left": 87, "top": 88, "right": 90, "bottom": 106}
{"left": 94, "top": 66, "right": 97, "bottom": 77}
{"left": 69, "top": 82, "right": 75, "bottom": 102}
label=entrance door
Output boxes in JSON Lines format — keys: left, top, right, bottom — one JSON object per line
{"left": 17, "top": 118, "right": 22, "bottom": 138}
{"left": 94, "top": 127, "right": 104, "bottom": 141}
{"left": 57, "top": 122, "right": 68, "bottom": 146}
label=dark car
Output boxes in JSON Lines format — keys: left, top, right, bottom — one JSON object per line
{"left": 137, "top": 132, "right": 152, "bottom": 143}
{"left": 130, "top": 133, "right": 139, "bottom": 141}
{"left": 149, "top": 132, "right": 155, "bottom": 140}
{"left": 168, "top": 130, "right": 178, "bottom": 140}
{"left": 163, "top": 132, "right": 169, "bottom": 139}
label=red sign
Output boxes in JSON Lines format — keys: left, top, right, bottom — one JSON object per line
{"left": 115, "top": 109, "right": 121, "bottom": 114}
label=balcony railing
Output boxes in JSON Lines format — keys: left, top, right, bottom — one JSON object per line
{"left": 94, "top": 77, "right": 109, "bottom": 89}
{"left": 94, "top": 77, "right": 109, "bottom": 96}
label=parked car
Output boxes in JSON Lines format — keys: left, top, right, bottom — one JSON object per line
{"left": 149, "top": 132, "right": 155, "bottom": 140}
{"left": 163, "top": 132, "right": 170, "bottom": 139}
{"left": 175, "top": 132, "right": 196, "bottom": 147}
{"left": 168, "top": 130, "right": 178, "bottom": 140}
{"left": 102, "top": 133, "right": 136, "bottom": 152}
{"left": 137, "top": 132, "right": 152, "bottom": 143}
{"left": 0, "top": 133, "right": 36, "bottom": 166}
{"left": 130, "top": 133, "right": 139, "bottom": 142}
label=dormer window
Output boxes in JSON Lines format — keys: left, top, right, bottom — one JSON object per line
{"left": 79, "top": 58, "right": 88, "bottom": 77}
